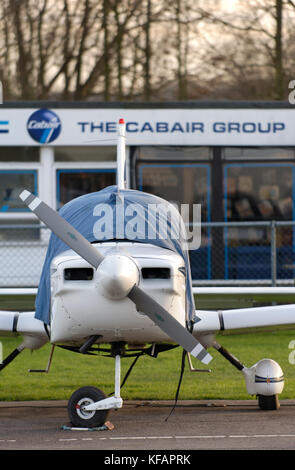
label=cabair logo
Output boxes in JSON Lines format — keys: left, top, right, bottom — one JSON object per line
{"left": 0, "top": 121, "right": 9, "bottom": 134}
{"left": 27, "top": 109, "right": 61, "bottom": 144}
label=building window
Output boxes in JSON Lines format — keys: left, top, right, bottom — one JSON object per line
{"left": 224, "top": 147, "right": 295, "bottom": 161}
{"left": 135, "top": 146, "right": 211, "bottom": 221}
{"left": 56, "top": 169, "right": 116, "bottom": 208}
{"left": 0, "top": 147, "right": 39, "bottom": 162}
{"left": 54, "top": 146, "right": 116, "bottom": 162}
{"left": 137, "top": 163, "right": 210, "bottom": 222}
{"left": 224, "top": 163, "right": 293, "bottom": 222}
{"left": 134, "top": 146, "right": 210, "bottom": 162}
{"left": 0, "top": 170, "right": 38, "bottom": 212}
{"left": 223, "top": 161, "right": 295, "bottom": 280}
{"left": 136, "top": 154, "right": 211, "bottom": 281}
{"left": 0, "top": 219, "right": 41, "bottom": 241}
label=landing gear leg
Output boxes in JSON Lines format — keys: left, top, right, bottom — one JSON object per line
{"left": 213, "top": 341, "right": 284, "bottom": 411}
{"left": 67, "top": 342, "right": 124, "bottom": 428}
{"left": 212, "top": 341, "right": 245, "bottom": 371}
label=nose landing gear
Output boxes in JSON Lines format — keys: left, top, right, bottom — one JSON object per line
{"left": 67, "top": 342, "right": 124, "bottom": 428}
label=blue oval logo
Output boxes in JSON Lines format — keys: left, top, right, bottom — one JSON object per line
{"left": 27, "top": 109, "right": 61, "bottom": 144}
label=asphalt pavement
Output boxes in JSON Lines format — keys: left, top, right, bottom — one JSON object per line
{"left": 1, "top": 399, "right": 295, "bottom": 454}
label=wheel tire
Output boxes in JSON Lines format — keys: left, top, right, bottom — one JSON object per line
{"left": 68, "top": 386, "right": 109, "bottom": 428}
{"left": 258, "top": 394, "right": 280, "bottom": 410}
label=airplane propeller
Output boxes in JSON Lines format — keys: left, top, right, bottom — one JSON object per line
{"left": 19, "top": 190, "right": 212, "bottom": 365}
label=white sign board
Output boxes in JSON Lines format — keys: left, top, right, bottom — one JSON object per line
{"left": 0, "top": 107, "right": 294, "bottom": 146}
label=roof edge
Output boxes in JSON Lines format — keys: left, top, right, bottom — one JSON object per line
{"left": 1, "top": 100, "right": 294, "bottom": 109}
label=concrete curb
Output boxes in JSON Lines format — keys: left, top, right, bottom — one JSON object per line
{"left": 1, "top": 399, "right": 295, "bottom": 408}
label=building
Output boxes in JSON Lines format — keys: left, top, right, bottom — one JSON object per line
{"left": 1, "top": 101, "right": 295, "bottom": 287}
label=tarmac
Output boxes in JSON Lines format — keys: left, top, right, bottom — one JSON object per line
{"left": 1, "top": 399, "right": 295, "bottom": 453}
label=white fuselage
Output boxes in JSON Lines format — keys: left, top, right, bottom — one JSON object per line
{"left": 50, "top": 242, "right": 187, "bottom": 347}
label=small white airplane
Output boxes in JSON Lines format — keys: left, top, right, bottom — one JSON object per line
{"left": 0, "top": 119, "right": 293, "bottom": 428}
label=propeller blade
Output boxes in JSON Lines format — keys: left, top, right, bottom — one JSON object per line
{"left": 128, "top": 285, "right": 212, "bottom": 365}
{"left": 19, "top": 190, "right": 103, "bottom": 269}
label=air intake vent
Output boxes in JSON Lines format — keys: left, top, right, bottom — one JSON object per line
{"left": 64, "top": 268, "right": 94, "bottom": 281}
{"left": 141, "top": 267, "right": 170, "bottom": 279}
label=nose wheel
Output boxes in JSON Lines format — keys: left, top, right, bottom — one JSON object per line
{"left": 68, "top": 386, "right": 109, "bottom": 428}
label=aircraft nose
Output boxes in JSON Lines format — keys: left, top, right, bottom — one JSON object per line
{"left": 95, "top": 254, "right": 139, "bottom": 300}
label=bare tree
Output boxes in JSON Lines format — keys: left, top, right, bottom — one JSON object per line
{"left": 196, "top": 0, "right": 295, "bottom": 100}
{"left": 274, "top": 0, "right": 284, "bottom": 99}
{"left": 1, "top": 0, "right": 293, "bottom": 101}
{"left": 144, "top": 0, "right": 152, "bottom": 100}
{"left": 9, "top": 0, "right": 33, "bottom": 99}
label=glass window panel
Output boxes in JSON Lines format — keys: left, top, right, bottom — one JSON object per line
{"left": 137, "top": 162, "right": 211, "bottom": 280}
{"left": 224, "top": 147, "right": 295, "bottom": 160}
{"left": 225, "top": 164, "right": 293, "bottom": 222}
{"left": 135, "top": 147, "right": 212, "bottom": 281}
{"left": 0, "top": 171, "right": 37, "bottom": 212}
{"left": 0, "top": 220, "right": 40, "bottom": 241}
{"left": 136, "top": 146, "right": 210, "bottom": 161}
{"left": 224, "top": 164, "right": 294, "bottom": 281}
{"left": 137, "top": 163, "right": 210, "bottom": 222}
{"left": 137, "top": 163, "right": 211, "bottom": 279}
{"left": 54, "top": 146, "right": 116, "bottom": 162}
{"left": 57, "top": 169, "right": 116, "bottom": 208}
{"left": 0, "top": 147, "right": 39, "bottom": 162}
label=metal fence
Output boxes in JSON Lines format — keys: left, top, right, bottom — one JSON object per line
{"left": 1, "top": 221, "right": 295, "bottom": 287}
{"left": 190, "top": 221, "right": 295, "bottom": 286}
{"left": 0, "top": 224, "right": 49, "bottom": 287}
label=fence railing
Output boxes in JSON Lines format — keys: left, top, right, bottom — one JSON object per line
{"left": 0, "top": 224, "right": 49, "bottom": 287}
{"left": 189, "top": 220, "right": 295, "bottom": 286}
{"left": 1, "top": 221, "right": 295, "bottom": 287}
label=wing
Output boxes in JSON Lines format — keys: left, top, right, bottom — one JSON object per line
{"left": 0, "top": 310, "right": 46, "bottom": 337}
{"left": 193, "top": 304, "right": 295, "bottom": 335}
{"left": 0, "top": 310, "right": 48, "bottom": 371}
